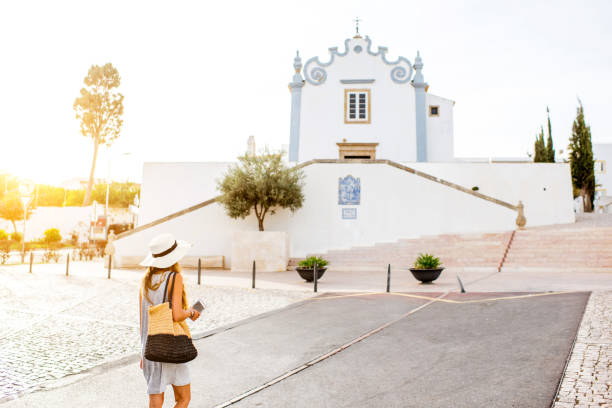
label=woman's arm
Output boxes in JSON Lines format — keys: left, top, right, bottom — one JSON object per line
{"left": 170, "top": 273, "right": 194, "bottom": 322}
{"left": 139, "top": 290, "right": 143, "bottom": 369}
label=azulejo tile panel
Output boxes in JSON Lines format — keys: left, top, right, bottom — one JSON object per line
{"left": 338, "top": 175, "right": 360, "bottom": 205}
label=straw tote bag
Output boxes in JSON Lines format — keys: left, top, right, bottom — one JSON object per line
{"left": 144, "top": 272, "right": 198, "bottom": 363}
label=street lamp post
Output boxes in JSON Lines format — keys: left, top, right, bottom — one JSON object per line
{"left": 21, "top": 198, "right": 27, "bottom": 258}
{"left": 18, "top": 181, "right": 34, "bottom": 263}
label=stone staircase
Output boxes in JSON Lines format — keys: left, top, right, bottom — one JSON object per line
{"left": 291, "top": 214, "right": 612, "bottom": 271}
{"left": 290, "top": 231, "right": 513, "bottom": 271}
{"left": 503, "top": 223, "right": 612, "bottom": 269}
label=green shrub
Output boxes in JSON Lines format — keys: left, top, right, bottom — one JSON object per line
{"left": 65, "top": 190, "right": 85, "bottom": 206}
{"left": 10, "top": 232, "right": 22, "bottom": 242}
{"left": 413, "top": 253, "right": 441, "bottom": 269}
{"left": 63, "top": 182, "right": 140, "bottom": 208}
{"left": 0, "top": 230, "right": 7, "bottom": 241}
{"left": 298, "top": 256, "right": 328, "bottom": 268}
{"left": 42, "top": 248, "right": 60, "bottom": 263}
{"left": 0, "top": 240, "right": 11, "bottom": 264}
{"left": 43, "top": 228, "right": 62, "bottom": 244}
{"left": 36, "top": 185, "right": 66, "bottom": 206}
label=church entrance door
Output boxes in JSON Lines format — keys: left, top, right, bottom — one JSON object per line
{"left": 336, "top": 142, "right": 379, "bottom": 160}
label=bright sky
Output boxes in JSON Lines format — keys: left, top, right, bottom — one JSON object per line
{"left": 1, "top": 0, "right": 611, "bottom": 185}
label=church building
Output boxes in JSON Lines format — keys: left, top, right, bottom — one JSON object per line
{"left": 112, "top": 33, "right": 575, "bottom": 271}
{"left": 288, "top": 35, "right": 454, "bottom": 163}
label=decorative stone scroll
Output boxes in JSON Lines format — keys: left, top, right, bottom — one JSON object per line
{"left": 303, "top": 39, "right": 350, "bottom": 85}
{"left": 366, "top": 37, "right": 413, "bottom": 84}
{"left": 303, "top": 36, "right": 413, "bottom": 85}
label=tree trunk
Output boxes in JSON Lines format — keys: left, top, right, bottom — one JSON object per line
{"left": 83, "top": 140, "right": 100, "bottom": 206}
{"left": 258, "top": 217, "right": 264, "bottom": 231}
{"left": 582, "top": 188, "right": 592, "bottom": 212}
{"left": 10, "top": 220, "right": 16, "bottom": 234}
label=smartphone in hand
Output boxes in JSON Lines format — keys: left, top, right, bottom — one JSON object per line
{"left": 191, "top": 299, "right": 205, "bottom": 313}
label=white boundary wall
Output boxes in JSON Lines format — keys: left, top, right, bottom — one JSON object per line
{"left": 410, "top": 162, "right": 575, "bottom": 227}
{"left": 0, "top": 206, "right": 131, "bottom": 242}
{"left": 139, "top": 162, "right": 231, "bottom": 225}
{"left": 286, "top": 162, "right": 517, "bottom": 256}
{"left": 114, "top": 161, "right": 574, "bottom": 267}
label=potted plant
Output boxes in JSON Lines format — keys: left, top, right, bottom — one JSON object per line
{"left": 296, "top": 256, "right": 328, "bottom": 282}
{"left": 409, "top": 253, "right": 444, "bottom": 283}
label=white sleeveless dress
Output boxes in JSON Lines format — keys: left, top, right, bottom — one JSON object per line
{"left": 140, "top": 271, "right": 191, "bottom": 394}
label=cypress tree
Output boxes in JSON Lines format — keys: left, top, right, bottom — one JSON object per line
{"left": 546, "top": 107, "right": 555, "bottom": 162}
{"left": 568, "top": 100, "right": 595, "bottom": 212}
{"left": 533, "top": 136, "right": 540, "bottom": 162}
{"left": 534, "top": 126, "right": 546, "bottom": 162}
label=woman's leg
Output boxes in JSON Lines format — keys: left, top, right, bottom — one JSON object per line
{"left": 149, "top": 392, "right": 164, "bottom": 408}
{"left": 171, "top": 383, "right": 191, "bottom": 408}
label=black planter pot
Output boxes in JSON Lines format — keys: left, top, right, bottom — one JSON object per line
{"left": 296, "top": 267, "right": 327, "bottom": 282}
{"left": 409, "top": 267, "right": 444, "bottom": 283}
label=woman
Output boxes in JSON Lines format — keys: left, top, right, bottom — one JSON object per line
{"left": 139, "top": 233, "right": 201, "bottom": 408}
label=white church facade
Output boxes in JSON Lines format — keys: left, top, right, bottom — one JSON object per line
{"left": 112, "top": 34, "right": 575, "bottom": 270}
{"left": 289, "top": 35, "right": 454, "bottom": 163}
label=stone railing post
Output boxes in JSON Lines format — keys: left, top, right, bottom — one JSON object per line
{"left": 515, "top": 201, "right": 526, "bottom": 229}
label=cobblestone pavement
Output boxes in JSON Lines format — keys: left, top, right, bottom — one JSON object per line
{"left": 553, "top": 291, "right": 612, "bottom": 407}
{"left": 0, "top": 263, "right": 311, "bottom": 402}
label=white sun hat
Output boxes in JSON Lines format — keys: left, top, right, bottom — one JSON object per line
{"left": 139, "top": 233, "right": 192, "bottom": 268}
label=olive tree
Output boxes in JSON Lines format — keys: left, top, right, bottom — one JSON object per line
{"left": 43, "top": 228, "right": 62, "bottom": 245}
{"left": 217, "top": 151, "right": 304, "bottom": 231}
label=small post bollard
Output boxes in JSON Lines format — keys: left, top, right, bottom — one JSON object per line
{"left": 252, "top": 260, "right": 256, "bottom": 289}
{"left": 66, "top": 254, "right": 70, "bottom": 276}
{"left": 29, "top": 252, "right": 33, "bottom": 274}
{"left": 386, "top": 264, "right": 391, "bottom": 293}
{"left": 313, "top": 262, "right": 318, "bottom": 293}
{"left": 108, "top": 254, "right": 112, "bottom": 279}
{"left": 456, "top": 275, "right": 466, "bottom": 293}
{"left": 197, "top": 258, "right": 201, "bottom": 285}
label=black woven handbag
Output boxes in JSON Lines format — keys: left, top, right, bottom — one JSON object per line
{"left": 144, "top": 272, "right": 198, "bottom": 363}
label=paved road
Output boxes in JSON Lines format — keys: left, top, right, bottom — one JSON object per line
{"left": 2, "top": 291, "right": 589, "bottom": 407}
{"left": 0, "top": 264, "right": 310, "bottom": 402}
{"left": 234, "top": 292, "right": 589, "bottom": 408}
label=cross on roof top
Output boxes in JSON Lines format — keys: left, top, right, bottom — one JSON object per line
{"left": 354, "top": 17, "right": 362, "bottom": 37}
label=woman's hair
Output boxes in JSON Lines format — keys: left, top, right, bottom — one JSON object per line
{"left": 141, "top": 263, "right": 188, "bottom": 309}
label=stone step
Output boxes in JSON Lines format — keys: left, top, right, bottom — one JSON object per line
{"left": 324, "top": 258, "right": 500, "bottom": 262}
{"left": 505, "top": 257, "right": 612, "bottom": 264}
{"left": 505, "top": 255, "right": 612, "bottom": 259}
{"left": 507, "top": 249, "right": 612, "bottom": 252}
{"left": 327, "top": 248, "right": 505, "bottom": 252}
{"left": 512, "top": 241, "right": 612, "bottom": 244}
{"left": 304, "top": 223, "right": 611, "bottom": 270}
